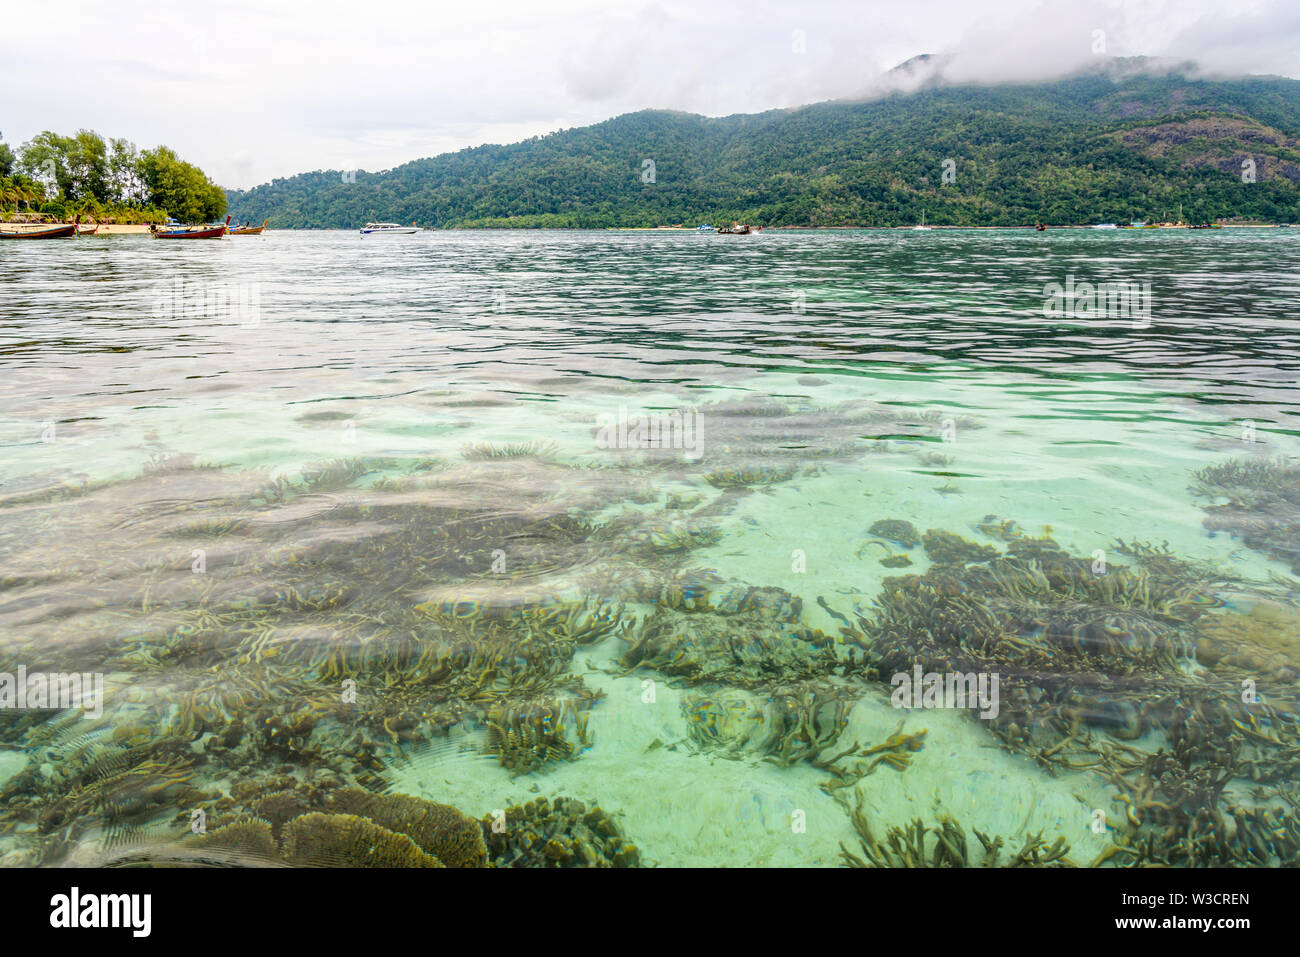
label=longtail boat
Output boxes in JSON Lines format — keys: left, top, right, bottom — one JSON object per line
{"left": 0, "top": 222, "right": 79, "bottom": 240}
{"left": 152, "top": 216, "right": 230, "bottom": 240}
{"left": 230, "top": 219, "right": 268, "bottom": 236}
{"left": 77, "top": 224, "right": 99, "bottom": 235}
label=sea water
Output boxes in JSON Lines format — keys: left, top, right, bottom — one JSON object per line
{"left": 1, "top": 228, "right": 1298, "bottom": 867}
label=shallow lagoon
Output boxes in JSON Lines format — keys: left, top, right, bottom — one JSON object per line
{"left": 1, "top": 228, "right": 1299, "bottom": 867}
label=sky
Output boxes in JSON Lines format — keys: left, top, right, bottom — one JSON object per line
{"left": 3, "top": 0, "right": 1298, "bottom": 190}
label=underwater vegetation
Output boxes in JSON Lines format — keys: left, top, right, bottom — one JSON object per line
{"left": 3, "top": 407, "right": 1298, "bottom": 868}
{"left": 841, "top": 525, "right": 1300, "bottom": 866}
{"left": 173, "top": 784, "right": 507, "bottom": 867}
{"left": 839, "top": 794, "right": 1073, "bottom": 868}
{"left": 619, "top": 591, "right": 844, "bottom": 690}
{"left": 481, "top": 796, "right": 639, "bottom": 867}
{"left": 0, "top": 451, "right": 687, "bottom": 865}
{"left": 486, "top": 695, "right": 595, "bottom": 775}
{"left": 859, "top": 519, "right": 920, "bottom": 567}
{"left": 1195, "top": 456, "right": 1300, "bottom": 574}
{"left": 703, "top": 465, "right": 798, "bottom": 489}
{"left": 461, "top": 441, "right": 559, "bottom": 460}
{"left": 867, "top": 519, "right": 920, "bottom": 549}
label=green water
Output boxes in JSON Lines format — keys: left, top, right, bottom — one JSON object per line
{"left": 1, "top": 228, "right": 1299, "bottom": 867}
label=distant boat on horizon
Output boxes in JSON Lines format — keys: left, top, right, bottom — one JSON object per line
{"left": 913, "top": 210, "right": 932, "bottom": 231}
{"left": 361, "top": 222, "right": 419, "bottom": 235}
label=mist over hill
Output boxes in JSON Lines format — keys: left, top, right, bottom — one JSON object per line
{"left": 227, "top": 62, "right": 1300, "bottom": 227}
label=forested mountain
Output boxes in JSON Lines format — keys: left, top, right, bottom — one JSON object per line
{"left": 227, "top": 64, "right": 1300, "bottom": 227}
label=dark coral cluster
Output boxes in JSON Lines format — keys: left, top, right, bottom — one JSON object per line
{"left": 1195, "top": 456, "right": 1300, "bottom": 574}
{"left": 843, "top": 526, "right": 1300, "bottom": 866}
{"left": 480, "top": 796, "right": 639, "bottom": 867}
{"left": 0, "top": 453, "right": 667, "bottom": 865}
{"left": 185, "top": 785, "right": 488, "bottom": 867}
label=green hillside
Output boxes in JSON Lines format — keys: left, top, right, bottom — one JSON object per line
{"left": 227, "top": 66, "right": 1300, "bottom": 228}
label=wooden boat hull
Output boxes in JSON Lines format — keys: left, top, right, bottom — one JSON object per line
{"left": 153, "top": 227, "right": 227, "bottom": 239}
{"left": 231, "top": 220, "right": 268, "bottom": 235}
{"left": 153, "top": 215, "right": 230, "bottom": 239}
{"left": 0, "top": 224, "right": 78, "bottom": 240}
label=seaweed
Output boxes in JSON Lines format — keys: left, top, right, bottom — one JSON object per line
{"left": 839, "top": 795, "right": 1073, "bottom": 868}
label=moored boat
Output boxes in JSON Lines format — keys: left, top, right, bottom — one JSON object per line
{"left": 230, "top": 219, "right": 268, "bottom": 235}
{"left": 0, "top": 222, "right": 79, "bottom": 240}
{"left": 152, "top": 216, "right": 231, "bottom": 239}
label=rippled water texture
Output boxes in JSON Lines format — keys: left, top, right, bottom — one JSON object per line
{"left": 2, "top": 228, "right": 1300, "bottom": 868}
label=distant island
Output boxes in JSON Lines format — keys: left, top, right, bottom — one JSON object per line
{"left": 0, "top": 131, "right": 225, "bottom": 225}
{"left": 226, "top": 62, "right": 1300, "bottom": 229}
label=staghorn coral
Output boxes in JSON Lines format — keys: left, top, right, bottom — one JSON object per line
{"left": 620, "top": 604, "right": 840, "bottom": 689}
{"left": 1195, "top": 456, "right": 1300, "bottom": 573}
{"left": 839, "top": 796, "right": 1073, "bottom": 868}
{"left": 849, "top": 525, "right": 1300, "bottom": 866}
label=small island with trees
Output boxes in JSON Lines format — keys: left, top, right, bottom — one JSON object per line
{"left": 0, "top": 129, "right": 226, "bottom": 229}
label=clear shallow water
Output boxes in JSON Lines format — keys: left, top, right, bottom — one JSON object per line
{"left": 2, "top": 228, "right": 1300, "bottom": 867}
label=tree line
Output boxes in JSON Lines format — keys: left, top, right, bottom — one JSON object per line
{"left": 0, "top": 129, "right": 226, "bottom": 223}
{"left": 226, "top": 72, "right": 1300, "bottom": 228}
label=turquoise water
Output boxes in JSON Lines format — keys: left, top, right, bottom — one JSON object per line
{"left": 1, "top": 228, "right": 1299, "bottom": 867}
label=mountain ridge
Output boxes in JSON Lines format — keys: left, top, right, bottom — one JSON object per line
{"left": 227, "top": 65, "right": 1300, "bottom": 227}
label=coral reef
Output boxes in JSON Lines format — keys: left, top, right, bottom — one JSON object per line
{"left": 282, "top": 813, "right": 444, "bottom": 867}
{"left": 920, "top": 529, "right": 999, "bottom": 566}
{"left": 846, "top": 527, "right": 1300, "bottom": 866}
{"left": 1195, "top": 456, "right": 1300, "bottom": 573}
{"left": 480, "top": 796, "right": 639, "bottom": 867}
{"left": 839, "top": 795, "right": 1073, "bottom": 868}
{"left": 867, "top": 520, "right": 920, "bottom": 549}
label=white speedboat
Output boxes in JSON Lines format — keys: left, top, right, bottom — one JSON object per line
{"left": 360, "top": 222, "right": 419, "bottom": 235}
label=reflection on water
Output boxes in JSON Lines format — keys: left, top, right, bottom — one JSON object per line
{"left": 1, "top": 229, "right": 1299, "bottom": 867}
